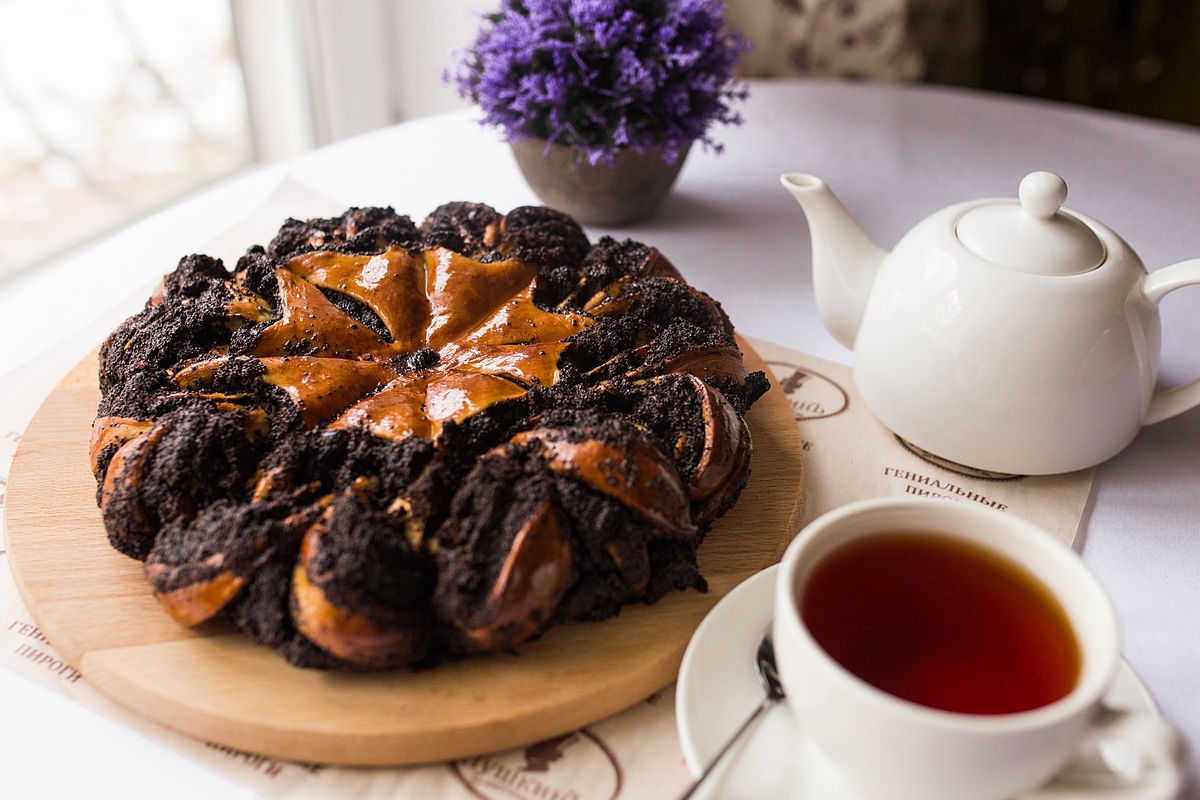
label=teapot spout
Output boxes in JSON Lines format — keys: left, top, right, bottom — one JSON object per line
{"left": 781, "top": 173, "right": 887, "bottom": 349}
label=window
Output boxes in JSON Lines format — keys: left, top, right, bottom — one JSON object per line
{"left": 0, "top": 0, "right": 252, "bottom": 282}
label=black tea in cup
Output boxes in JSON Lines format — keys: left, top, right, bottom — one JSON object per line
{"left": 800, "top": 532, "right": 1080, "bottom": 715}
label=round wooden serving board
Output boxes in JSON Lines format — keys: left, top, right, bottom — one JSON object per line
{"left": 4, "top": 340, "right": 803, "bottom": 766}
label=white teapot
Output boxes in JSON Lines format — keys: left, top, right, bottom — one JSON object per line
{"left": 781, "top": 170, "right": 1200, "bottom": 475}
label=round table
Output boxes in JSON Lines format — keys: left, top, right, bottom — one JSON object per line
{"left": 2, "top": 80, "right": 1198, "bottom": 798}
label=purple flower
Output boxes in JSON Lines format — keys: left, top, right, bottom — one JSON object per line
{"left": 446, "top": 0, "right": 750, "bottom": 165}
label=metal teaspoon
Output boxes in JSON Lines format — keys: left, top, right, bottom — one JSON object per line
{"left": 677, "top": 629, "right": 786, "bottom": 800}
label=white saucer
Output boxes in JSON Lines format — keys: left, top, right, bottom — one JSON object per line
{"left": 676, "top": 565, "right": 1177, "bottom": 800}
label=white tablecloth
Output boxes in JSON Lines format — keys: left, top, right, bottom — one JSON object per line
{"left": 2, "top": 80, "right": 1198, "bottom": 798}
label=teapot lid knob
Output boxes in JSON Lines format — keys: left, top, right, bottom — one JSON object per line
{"left": 1019, "top": 172, "right": 1068, "bottom": 220}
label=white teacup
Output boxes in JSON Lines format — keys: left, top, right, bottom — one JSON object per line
{"left": 773, "top": 496, "right": 1179, "bottom": 800}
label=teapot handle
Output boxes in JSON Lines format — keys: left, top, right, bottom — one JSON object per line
{"left": 1142, "top": 259, "right": 1200, "bottom": 424}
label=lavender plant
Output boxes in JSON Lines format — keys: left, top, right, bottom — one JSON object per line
{"left": 448, "top": 0, "right": 750, "bottom": 165}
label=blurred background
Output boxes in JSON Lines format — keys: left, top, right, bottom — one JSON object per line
{"left": 2, "top": 0, "right": 1197, "bottom": 291}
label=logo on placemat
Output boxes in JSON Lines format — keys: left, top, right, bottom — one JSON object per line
{"left": 767, "top": 361, "right": 849, "bottom": 420}
{"left": 451, "top": 729, "right": 622, "bottom": 800}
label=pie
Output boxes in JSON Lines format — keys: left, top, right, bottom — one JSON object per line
{"left": 91, "top": 203, "right": 768, "bottom": 669}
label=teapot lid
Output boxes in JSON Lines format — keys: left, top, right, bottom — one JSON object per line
{"left": 955, "top": 172, "right": 1105, "bottom": 276}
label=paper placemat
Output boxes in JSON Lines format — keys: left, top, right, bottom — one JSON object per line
{"left": 0, "top": 178, "right": 1096, "bottom": 799}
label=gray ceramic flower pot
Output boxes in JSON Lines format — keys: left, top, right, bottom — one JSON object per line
{"left": 511, "top": 139, "right": 690, "bottom": 226}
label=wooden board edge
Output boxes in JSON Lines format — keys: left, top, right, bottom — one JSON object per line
{"left": 4, "top": 350, "right": 102, "bottom": 669}
{"left": 738, "top": 335, "right": 805, "bottom": 557}
{"left": 80, "top": 635, "right": 686, "bottom": 766}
